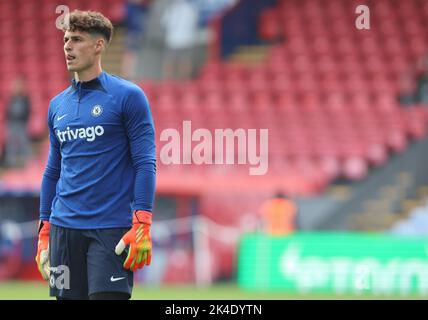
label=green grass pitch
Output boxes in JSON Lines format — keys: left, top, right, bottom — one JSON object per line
{"left": 0, "top": 281, "right": 427, "bottom": 300}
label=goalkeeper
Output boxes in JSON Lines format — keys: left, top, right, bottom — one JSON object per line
{"left": 35, "top": 10, "right": 156, "bottom": 300}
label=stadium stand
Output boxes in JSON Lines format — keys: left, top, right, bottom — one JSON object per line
{"left": 146, "top": 0, "right": 428, "bottom": 279}
{"left": 2, "top": 0, "right": 428, "bottom": 282}
{"left": 147, "top": 0, "right": 428, "bottom": 189}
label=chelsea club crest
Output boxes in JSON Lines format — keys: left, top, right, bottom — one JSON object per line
{"left": 91, "top": 105, "right": 103, "bottom": 117}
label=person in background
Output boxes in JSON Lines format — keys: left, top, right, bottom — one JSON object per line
{"left": 161, "top": 0, "right": 199, "bottom": 80}
{"left": 398, "top": 72, "right": 417, "bottom": 106}
{"left": 415, "top": 54, "right": 428, "bottom": 105}
{"left": 122, "top": 0, "right": 152, "bottom": 81}
{"left": 258, "top": 191, "right": 297, "bottom": 236}
{"left": 5, "top": 76, "right": 31, "bottom": 167}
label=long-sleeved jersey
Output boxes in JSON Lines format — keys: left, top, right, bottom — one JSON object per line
{"left": 39, "top": 71, "right": 156, "bottom": 229}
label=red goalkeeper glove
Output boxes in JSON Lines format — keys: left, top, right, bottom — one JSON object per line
{"left": 115, "top": 210, "right": 152, "bottom": 272}
{"left": 35, "top": 220, "right": 50, "bottom": 280}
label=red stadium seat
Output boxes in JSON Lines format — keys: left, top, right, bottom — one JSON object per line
{"left": 258, "top": 8, "right": 282, "bottom": 41}
{"left": 5, "top": 0, "right": 428, "bottom": 221}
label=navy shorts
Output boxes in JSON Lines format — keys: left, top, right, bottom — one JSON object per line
{"left": 49, "top": 224, "right": 133, "bottom": 300}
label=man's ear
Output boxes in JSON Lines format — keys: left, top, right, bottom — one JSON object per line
{"left": 95, "top": 38, "right": 105, "bottom": 54}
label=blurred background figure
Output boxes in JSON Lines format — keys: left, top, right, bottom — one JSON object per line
{"left": 122, "top": 0, "right": 152, "bottom": 81}
{"left": 258, "top": 191, "right": 297, "bottom": 236}
{"left": 390, "top": 198, "right": 428, "bottom": 236}
{"left": 4, "top": 76, "right": 31, "bottom": 168}
{"left": 161, "top": 0, "right": 199, "bottom": 80}
{"left": 398, "top": 73, "right": 417, "bottom": 106}
{"left": 415, "top": 55, "right": 428, "bottom": 105}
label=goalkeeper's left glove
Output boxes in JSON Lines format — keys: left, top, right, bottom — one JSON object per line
{"left": 115, "top": 210, "right": 152, "bottom": 272}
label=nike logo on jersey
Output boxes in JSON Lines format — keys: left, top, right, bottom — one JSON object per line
{"left": 110, "top": 276, "right": 126, "bottom": 282}
{"left": 57, "top": 114, "right": 68, "bottom": 121}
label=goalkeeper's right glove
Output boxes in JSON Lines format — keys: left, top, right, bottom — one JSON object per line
{"left": 35, "top": 220, "right": 50, "bottom": 280}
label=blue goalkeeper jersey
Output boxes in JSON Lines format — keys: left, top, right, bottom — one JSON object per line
{"left": 39, "top": 71, "right": 156, "bottom": 229}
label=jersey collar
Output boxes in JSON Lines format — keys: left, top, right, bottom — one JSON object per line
{"left": 71, "top": 71, "right": 107, "bottom": 93}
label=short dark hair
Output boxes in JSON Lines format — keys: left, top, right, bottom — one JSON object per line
{"left": 63, "top": 10, "right": 113, "bottom": 43}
